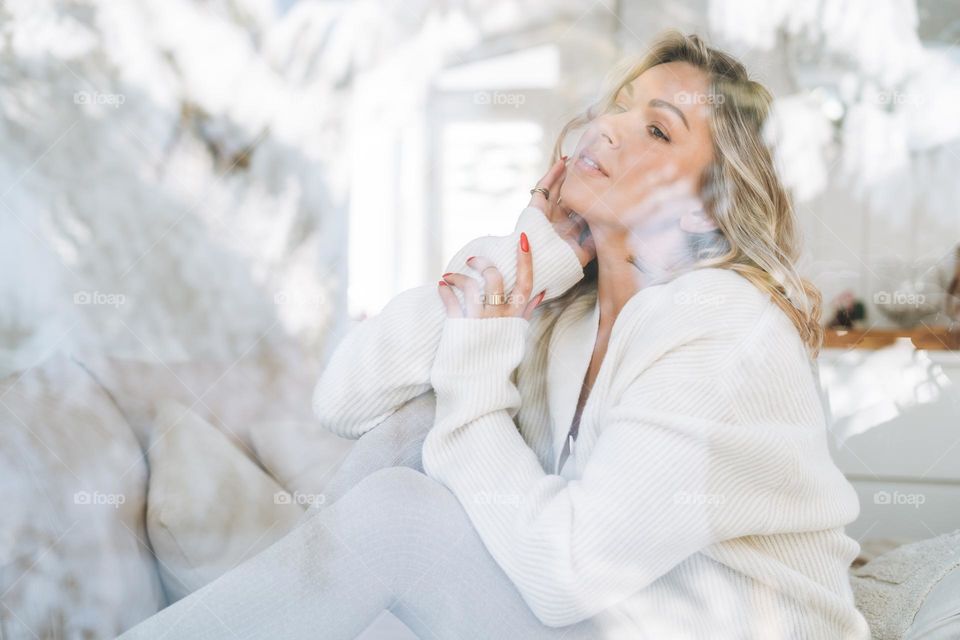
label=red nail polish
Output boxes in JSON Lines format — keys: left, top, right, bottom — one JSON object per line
{"left": 442, "top": 272, "right": 452, "bottom": 278}
{"left": 561, "top": 155, "right": 568, "bottom": 161}
{"left": 534, "top": 290, "right": 546, "bottom": 306}
{"left": 520, "top": 232, "right": 529, "bottom": 253}
{"left": 466, "top": 256, "right": 475, "bottom": 262}
{"left": 438, "top": 280, "right": 447, "bottom": 286}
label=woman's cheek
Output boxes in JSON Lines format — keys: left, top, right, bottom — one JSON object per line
{"left": 559, "top": 174, "right": 596, "bottom": 210}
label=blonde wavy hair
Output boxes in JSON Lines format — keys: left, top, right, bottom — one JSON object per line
{"left": 547, "top": 30, "right": 824, "bottom": 357}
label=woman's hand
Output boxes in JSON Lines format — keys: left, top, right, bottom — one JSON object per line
{"left": 436, "top": 156, "right": 597, "bottom": 320}
{"left": 529, "top": 156, "right": 597, "bottom": 268}
{"left": 437, "top": 232, "right": 545, "bottom": 320}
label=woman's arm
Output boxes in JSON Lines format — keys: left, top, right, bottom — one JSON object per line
{"left": 421, "top": 278, "right": 858, "bottom": 627}
{"left": 312, "top": 205, "right": 584, "bottom": 439}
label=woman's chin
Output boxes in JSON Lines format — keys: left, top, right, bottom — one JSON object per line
{"left": 558, "top": 195, "right": 604, "bottom": 223}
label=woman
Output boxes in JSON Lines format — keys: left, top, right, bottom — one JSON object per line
{"left": 120, "top": 31, "right": 869, "bottom": 639}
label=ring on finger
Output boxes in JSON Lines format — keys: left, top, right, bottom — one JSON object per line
{"left": 530, "top": 186, "right": 549, "bottom": 200}
{"left": 478, "top": 265, "right": 508, "bottom": 306}
{"left": 482, "top": 291, "right": 508, "bottom": 305}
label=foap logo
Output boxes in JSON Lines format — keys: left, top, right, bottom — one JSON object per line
{"left": 470, "top": 291, "right": 530, "bottom": 306}
{"left": 473, "top": 491, "right": 521, "bottom": 506}
{"left": 873, "top": 91, "right": 923, "bottom": 107}
{"left": 673, "top": 491, "right": 725, "bottom": 506}
{"left": 74, "top": 491, "right": 126, "bottom": 509}
{"left": 673, "top": 291, "right": 725, "bottom": 308}
{"left": 473, "top": 91, "right": 526, "bottom": 108}
{"left": 73, "top": 90, "right": 126, "bottom": 109}
{"left": 873, "top": 490, "right": 925, "bottom": 508}
{"left": 274, "top": 491, "right": 326, "bottom": 507}
{"left": 274, "top": 290, "right": 325, "bottom": 309}
{"left": 873, "top": 291, "right": 926, "bottom": 307}
{"left": 674, "top": 91, "right": 724, "bottom": 105}
{"left": 74, "top": 290, "right": 126, "bottom": 308}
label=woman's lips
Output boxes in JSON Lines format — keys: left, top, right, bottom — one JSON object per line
{"left": 574, "top": 150, "right": 608, "bottom": 177}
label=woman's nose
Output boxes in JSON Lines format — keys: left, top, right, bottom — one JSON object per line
{"left": 596, "top": 120, "right": 619, "bottom": 149}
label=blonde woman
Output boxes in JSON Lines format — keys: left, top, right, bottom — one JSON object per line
{"left": 120, "top": 31, "right": 869, "bottom": 639}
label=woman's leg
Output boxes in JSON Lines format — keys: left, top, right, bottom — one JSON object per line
{"left": 302, "top": 392, "right": 435, "bottom": 522}
{"left": 118, "top": 466, "right": 603, "bottom": 640}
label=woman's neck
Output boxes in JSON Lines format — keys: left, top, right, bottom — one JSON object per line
{"left": 590, "top": 219, "right": 695, "bottom": 331}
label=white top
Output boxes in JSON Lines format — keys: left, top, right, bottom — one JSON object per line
{"left": 313, "top": 206, "right": 871, "bottom": 639}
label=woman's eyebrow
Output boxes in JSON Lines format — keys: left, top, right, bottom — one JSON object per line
{"left": 648, "top": 98, "right": 690, "bottom": 131}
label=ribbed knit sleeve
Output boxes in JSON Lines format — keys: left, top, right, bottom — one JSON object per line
{"left": 312, "top": 206, "right": 583, "bottom": 439}
{"left": 422, "top": 272, "right": 858, "bottom": 628}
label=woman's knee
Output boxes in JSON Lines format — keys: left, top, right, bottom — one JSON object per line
{"left": 357, "top": 466, "right": 449, "bottom": 502}
{"left": 345, "top": 467, "right": 470, "bottom": 536}
{"left": 326, "top": 467, "right": 474, "bottom": 590}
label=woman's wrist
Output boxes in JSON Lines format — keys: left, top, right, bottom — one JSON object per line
{"left": 513, "top": 206, "right": 585, "bottom": 301}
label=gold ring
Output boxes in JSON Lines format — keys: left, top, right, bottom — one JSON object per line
{"left": 482, "top": 292, "right": 507, "bottom": 305}
{"left": 529, "top": 186, "right": 550, "bottom": 200}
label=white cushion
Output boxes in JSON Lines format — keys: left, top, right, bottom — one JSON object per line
{"left": 249, "top": 418, "right": 354, "bottom": 505}
{"left": 0, "top": 352, "right": 165, "bottom": 637}
{"left": 852, "top": 529, "right": 960, "bottom": 640}
{"left": 146, "top": 400, "right": 305, "bottom": 602}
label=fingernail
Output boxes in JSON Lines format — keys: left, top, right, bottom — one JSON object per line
{"left": 466, "top": 256, "right": 475, "bottom": 263}
{"left": 561, "top": 155, "right": 568, "bottom": 161}
{"left": 533, "top": 290, "right": 546, "bottom": 306}
{"left": 438, "top": 280, "right": 447, "bottom": 287}
{"left": 520, "top": 232, "right": 529, "bottom": 253}
{"left": 441, "top": 272, "right": 452, "bottom": 278}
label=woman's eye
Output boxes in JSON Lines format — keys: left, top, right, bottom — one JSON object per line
{"left": 648, "top": 125, "right": 670, "bottom": 143}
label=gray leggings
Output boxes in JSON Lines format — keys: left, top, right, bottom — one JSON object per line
{"left": 118, "top": 397, "right": 606, "bottom": 639}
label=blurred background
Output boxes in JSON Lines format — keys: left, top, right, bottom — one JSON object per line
{"left": 1, "top": 0, "right": 959, "bottom": 637}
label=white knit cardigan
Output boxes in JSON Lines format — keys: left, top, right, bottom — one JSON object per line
{"left": 313, "top": 206, "right": 871, "bottom": 639}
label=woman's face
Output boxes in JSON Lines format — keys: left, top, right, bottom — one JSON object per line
{"left": 560, "top": 61, "right": 717, "bottom": 229}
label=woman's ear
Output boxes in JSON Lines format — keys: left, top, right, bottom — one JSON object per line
{"left": 679, "top": 209, "right": 718, "bottom": 233}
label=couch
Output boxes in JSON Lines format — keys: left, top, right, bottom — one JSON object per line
{"left": 0, "top": 351, "right": 957, "bottom": 639}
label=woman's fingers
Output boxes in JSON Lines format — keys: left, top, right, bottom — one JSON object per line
{"left": 437, "top": 280, "right": 463, "bottom": 318}
{"left": 465, "top": 256, "right": 505, "bottom": 305}
{"left": 579, "top": 228, "right": 597, "bottom": 261}
{"left": 569, "top": 209, "right": 586, "bottom": 231}
{"left": 522, "top": 291, "right": 546, "bottom": 320}
{"left": 519, "top": 228, "right": 546, "bottom": 320}
{"left": 527, "top": 156, "right": 567, "bottom": 217}
{"left": 514, "top": 232, "right": 535, "bottom": 315}
{"left": 452, "top": 238, "right": 543, "bottom": 319}
{"left": 520, "top": 236, "right": 545, "bottom": 320}
{"left": 564, "top": 210, "right": 588, "bottom": 240}
{"left": 466, "top": 253, "right": 529, "bottom": 318}
{"left": 441, "top": 272, "right": 482, "bottom": 316}
{"left": 550, "top": 207, "right": 595, "bottom": 268}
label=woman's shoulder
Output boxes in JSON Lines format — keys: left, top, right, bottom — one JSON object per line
{"left": 615, "top": 267, "right": 804, "bottom": 363}
{"left": 666, "top": 266, "right": 769, "bottom": 307}
{"left": 619, "top": 267, "right": 769, "bottom": 329}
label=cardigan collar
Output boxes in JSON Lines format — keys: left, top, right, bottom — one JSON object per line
{"left": 546, "top": 288, "right": 600, "bottom": 473}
